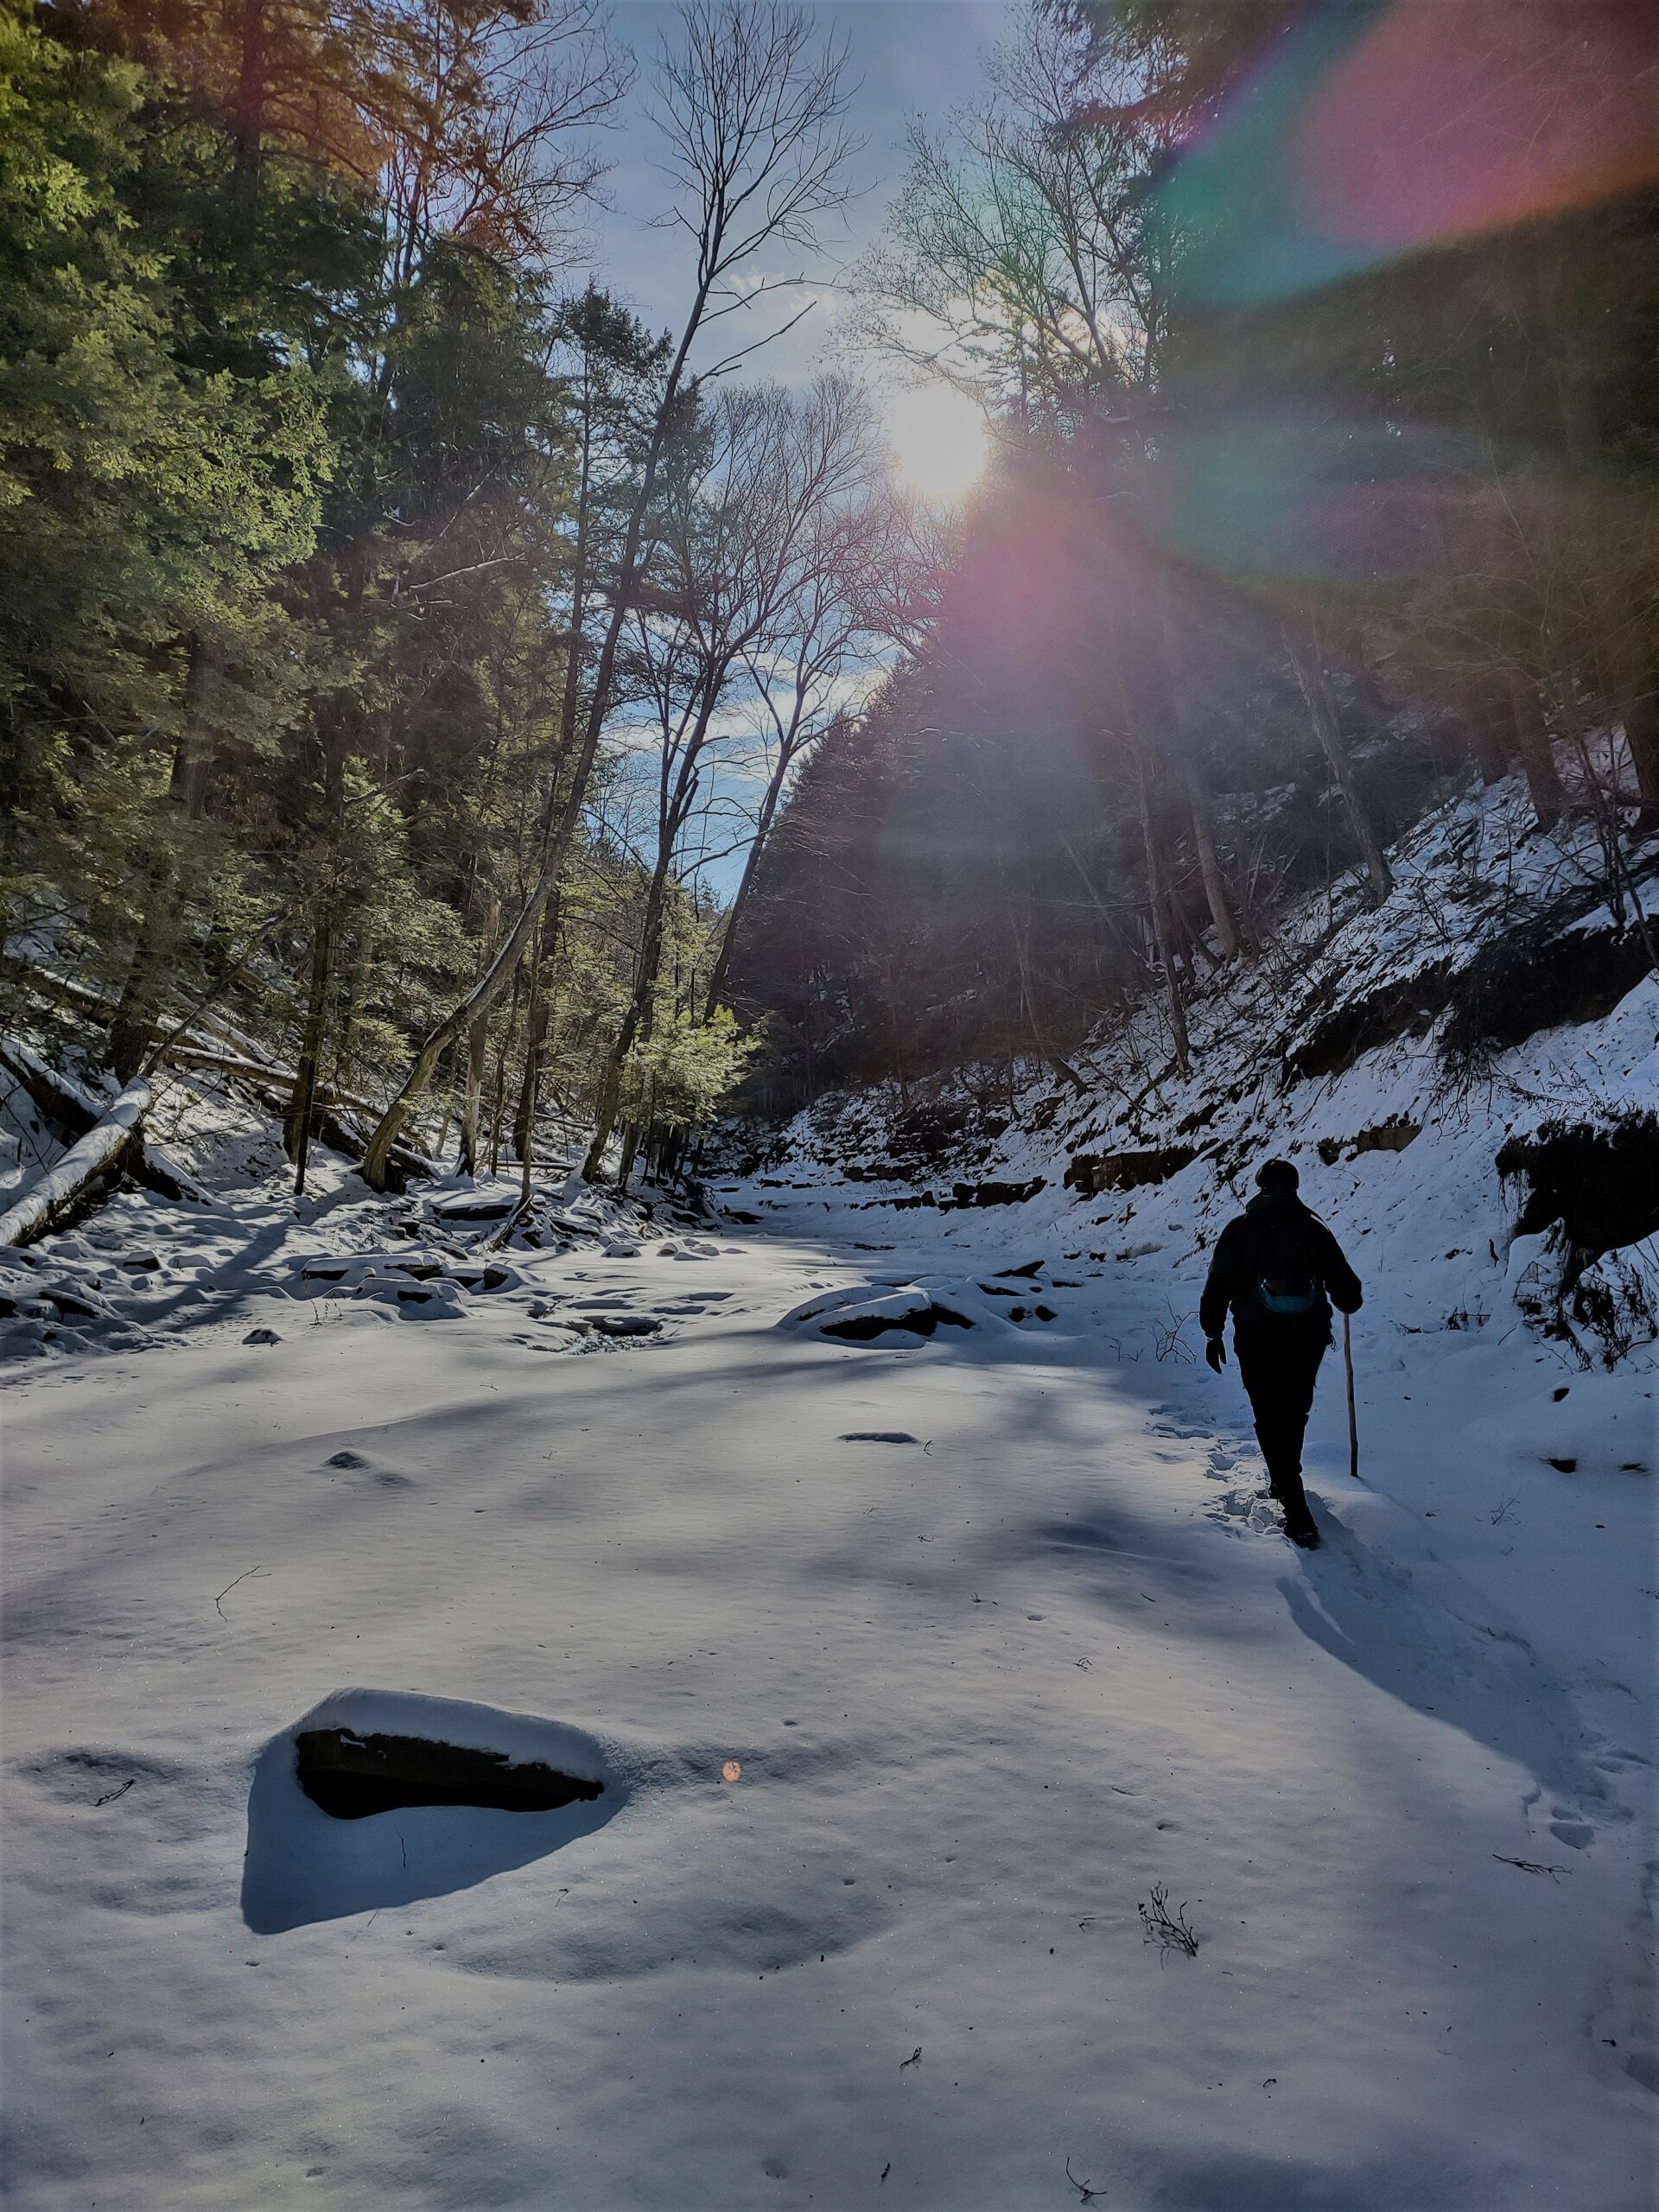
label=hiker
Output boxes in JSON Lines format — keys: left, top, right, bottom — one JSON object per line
{"left": 1199, "top": 1159, "right": 1362, "bottom": 1548}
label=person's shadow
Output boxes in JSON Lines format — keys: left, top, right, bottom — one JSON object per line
{"left": 1280, "top": 1505, "right": 1628, "bottom": 1824}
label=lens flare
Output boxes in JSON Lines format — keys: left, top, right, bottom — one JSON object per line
{"left": 1160, "top": 0, "right": 1659, "bottom": 308}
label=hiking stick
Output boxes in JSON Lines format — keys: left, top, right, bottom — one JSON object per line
{"left": 1343, "top": 1312, "right": 1359, "bottom": 1479}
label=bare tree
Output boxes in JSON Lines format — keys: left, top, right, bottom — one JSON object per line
{"left": 1283, "top": 613, "right": 1395, "bottom": 908}
{"left": 361, "top": 0, "right": 861, "bottom": 1186}
{"left": 380, "top": 0, "right": 632, "bottom": 283}
{"left": 582, "top": 373, "right": 883, "bottom": 1180}
{"left": 702, "top": 469, "right": 893, "bottom": 1020}
{"left": 853, "top": 1, "right": 1170, "bottom": 426}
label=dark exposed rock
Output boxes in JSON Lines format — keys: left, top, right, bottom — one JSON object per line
{"left": 1065, "top": 1147, "right": 1194, "bottom": 1198}
{"left": 1442, "top": 924, "right": 1653, "bottom": 1064}
{"left": 1497, "top": 1114, "right": 1659, "bottom": 1258}
{"left": 820, "top": 1302, "right": 974, "bottom": 1342}
{"left": 296, "top": 1727, "right": 603, "bottom": 1820}
{"left": 949, "top": 1177, "right": 1046, "bottom": 1208}
{"left": 1316, "top": 1118, "right": 1421, "bottom": 1166}
{"left": 1287, "top": 968, "right": 1452, "bottom": 1084}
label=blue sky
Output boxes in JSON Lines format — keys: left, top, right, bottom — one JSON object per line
{"left": 576, "top": 3, "right": 1010, "bottom": 896}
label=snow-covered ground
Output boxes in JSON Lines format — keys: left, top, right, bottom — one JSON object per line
{"left": 2, "top": 1134, "right": 1654, "bottom": 2208}
{"left": 3, "top": 777, "right": 1656, "bottom": 2209}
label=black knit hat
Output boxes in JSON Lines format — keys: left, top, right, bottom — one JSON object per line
{"left": 1255, "top": 1158, "right": 1299, "bottom": 1193}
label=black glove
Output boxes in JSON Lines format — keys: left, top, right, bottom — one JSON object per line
{"left": 1205, "top": 1336, "right": 1227, "bottom": 1373}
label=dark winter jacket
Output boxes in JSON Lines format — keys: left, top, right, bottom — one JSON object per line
{"left": 1198, "top": 1192, "right": 1363, "bottom": 1349}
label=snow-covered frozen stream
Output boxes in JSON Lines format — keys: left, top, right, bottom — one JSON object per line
{"left": 2, "top": 1173, "right": 1653, "bottom": 2210}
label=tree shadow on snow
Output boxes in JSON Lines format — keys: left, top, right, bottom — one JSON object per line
{"left": 241, "top": 1689, "right": 625, "bottom": 1934}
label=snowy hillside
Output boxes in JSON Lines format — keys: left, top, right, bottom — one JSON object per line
{"left": 2, "top": 778, "right": 1656, "bottom": 2211}
{"left": 741, "top": 774, "right": 1659, "bottom": 1382}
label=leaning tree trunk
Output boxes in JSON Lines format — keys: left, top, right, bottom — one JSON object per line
{"left": 1284, "top": 620, "right": 1394, "bottom": 906}
{"left": 1182, "top": 766, "right": 1242, "bottom": 961}
{"left": 0, "top": 1082, "right": 153, "bottom": 1248}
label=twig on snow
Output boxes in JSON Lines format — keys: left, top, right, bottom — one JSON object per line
{"left": 1138, "top": 1881, "right": 1199, "bottom": 1961}
{"left": 899, "top": 2046, "right": 921, "bottom": 2070}
{"left": 1065, "top": 2155, "right": 1107, "bottom": 2203}
{"left": 94, "top": 1777, "right": 136, "bottom": 1807}
{"left": 1493, "top": 1853, "right": 1568, "bottom": 1881}
{"left": 213, "top": 1565, "right": 269, "bottom": 1618}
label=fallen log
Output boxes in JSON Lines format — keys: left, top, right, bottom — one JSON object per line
{"left": 157, "top": 1045, "right": 441, "bottom": 1188}
{"left": 0, "top": 1080, "right": 152, "bottom": 1248}
{"left": 0, "top": 1038, "right": 209, "bottom": 1205}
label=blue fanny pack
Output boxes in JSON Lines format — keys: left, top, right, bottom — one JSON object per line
{"left": 1254, "top": 1275, "right": 1318, "bottom": 1317}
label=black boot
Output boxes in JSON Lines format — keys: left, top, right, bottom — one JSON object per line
{"left": 1269, "top": 1474, "right": 1320, "bottom": 1549}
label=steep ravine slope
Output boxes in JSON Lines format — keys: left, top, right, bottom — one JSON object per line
{"left": 731, "top": 775, "right": 1659, "bottom": 1379}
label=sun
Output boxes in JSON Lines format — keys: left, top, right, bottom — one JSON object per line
{"left": 885, "top": 380, "right": 988, "bottom": 505}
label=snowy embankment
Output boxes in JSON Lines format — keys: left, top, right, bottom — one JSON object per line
{"left": 0, "top": 776, "right": 1654, "bottom": 2209}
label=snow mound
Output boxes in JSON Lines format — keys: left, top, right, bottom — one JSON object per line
{"left": 241, "top": 1688, "right": 625, "bottom": 1935}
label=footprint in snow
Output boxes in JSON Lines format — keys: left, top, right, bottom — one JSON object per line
{"left": 1205, "top": 1483, "right": 1282, "bottom": 1537}
{"left": 327, "top": 1450, "right": 370, "bottom": 1469}
{"left": 1548, "top": 1816, "right": 1595, "bottom": 1850}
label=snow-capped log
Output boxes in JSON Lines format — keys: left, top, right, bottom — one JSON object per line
{"left": 0, "top": 1079, "right": 153, "bottom": 1248}
{"left": 0, "top": 1039, "right": 208, "bottom": 1206}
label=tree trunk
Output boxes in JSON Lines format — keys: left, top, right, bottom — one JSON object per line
{"left": 1182, "top": 765, "right": 1242, "bottom": 960}
{"left": 616, "top": 1117, "right": 641, "bottom": 1190}
{"left": 1622, "top": 684, "right": 1659, "bottom": 817}
{"left": 703, "top": 753, "right": 791, "bottom": 1018}
{"left": 486, "top": 988, "right": 517, "bottom": 1177}
{"left": 457, "top": 1010, "right": 488, "bottom": 1176}
{"left": 285, "top": 911, "right": 334, "bottom": 1195}
{"left": 583, "top": 850, "right": 675, "bottom": 1183}
{"left": 1507, "top": 674, "right": 1565, "bottom": 830}
{"left": 360, "top": 276, "right": 721, "bottom": 1192}
{"left": 1162, "top": 606, "right": 1242, "bottom": 959}
{"left": 1461, "top": 685, "right": 1512, "bottom": 784}
{"left": 0, "top": 1081, "right": 153, "bottom": 1249}
{"left": 512, "top": 913, "right": 554, "bottom": 1171}
{"left": 231, "top": 0, "right": 266, "bottom": 229}
{"left": 109, "top": 636, "right": 218, "bottom": 1083}
{"left": 1284, "top": 620, "right": 1394, "bottom": 906}
{"left": 1135, "top": 756, "right": 1191, "bottom": 1077}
